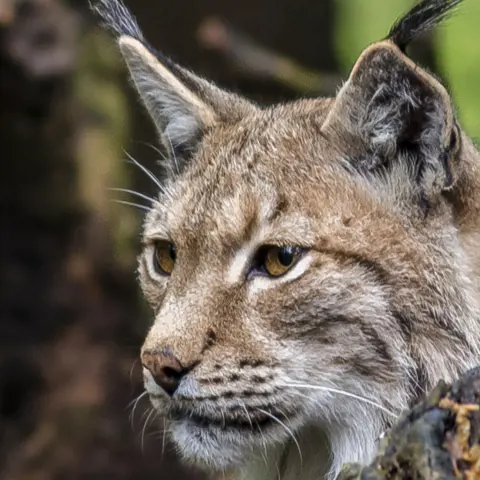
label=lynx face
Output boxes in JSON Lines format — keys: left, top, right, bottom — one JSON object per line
{"left": 139, "top": 102, "right": 411, "bottom": 470}
{"left": 95, "top": 0, "right": 480, "bottom": 479}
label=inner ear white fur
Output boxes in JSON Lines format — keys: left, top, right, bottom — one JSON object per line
{"left": 118, "top": 35, "right": 217, "bottom": 150}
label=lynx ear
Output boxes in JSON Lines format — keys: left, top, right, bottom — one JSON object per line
{"left": 323, "top": 41, "right": 459, "bottom": 199}
{"left": 118, "top": 37, "right": 215, "bottom": 158}
{"left": 92, "top": 0, "right": 255, "bottom": 173}
{"left": 119, "top": 36, "right": 254, "bottom": 171}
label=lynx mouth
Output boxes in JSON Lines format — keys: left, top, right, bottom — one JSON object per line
{"left": 167, "top": 403, "right": 304, "bottom": 469}
{"left": 168, "top": 405, "right": 277, "bottom": 431}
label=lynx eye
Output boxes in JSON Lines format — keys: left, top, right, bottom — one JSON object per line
{"left": 153, "top": 241, "right": 176, "bottom": 276}
{"left": 255, "top": 245, "right": 303, "bottom": 278}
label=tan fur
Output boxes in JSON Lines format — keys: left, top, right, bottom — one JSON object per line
{"left": 93, "top": 0, "right": 480, "bottom": 478}
{"left": 138, "top": 96, "right": 480, "bottom": 479}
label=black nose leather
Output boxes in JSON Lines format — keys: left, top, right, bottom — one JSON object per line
{"left": 142, "top": 350, "right": 186, "bottom": 396}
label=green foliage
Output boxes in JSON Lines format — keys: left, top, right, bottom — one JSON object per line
{"left": 334, "top": 0, "right": 480, "bottom": 142}
{"left": 334, "top": 0, "right": 415, "bottom": 71}
{"left": 436, "top": 1, "right": 480, "bottom": 141}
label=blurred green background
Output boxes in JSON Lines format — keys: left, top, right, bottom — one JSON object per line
{"left": 0, "top": 0, "right": 479, "bottom": 479}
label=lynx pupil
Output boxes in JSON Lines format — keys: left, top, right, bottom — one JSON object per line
{"left": 169, "top": 244, "right": 177, "bottom": 262}
{"left": 278, "top": 247, "right": 295, "bottom": 267}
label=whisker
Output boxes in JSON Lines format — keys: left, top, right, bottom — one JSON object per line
{"left": 161, "top": 417, "right": 168, "bottom": 459}
{"left": 238, "top": 400, "right": 254, "bottom": 430}
{"left": 220, "top": 409, "right": 226, "bottom": 429}
{"left": 124, "top": 150, "right": 164, "bottom": 191}
{"left": 126, "top": 389, "right": 146, "bottom": 411}
{"left": 284, "top": 390, "right": 341, "bottom": 424}
{"left": 129, "top": 390, "right": 148, "bottom": 429}
{"left": 166, "top": 133, "right": 180, "bottom": 175}
{"left": 256, "top": 408, "right": 303, "bottom": 467}
{"left": 138, "top": 141, "right": 169, "bottom": 161}
{"left": 280, "top": 383, "right": 397, "bottom": 418}
{"left": 109, "top": 187, "right": 158, "bottom": 205}
{"left": 129, "top": 359, "right": 139, "bottom": 384}
{"left": 255, "top": 419, "right": 269, "bottom": 470}
{"left": 141, "top": 407, "right": 157, "bottom": 453}
{"left": 111, "top": 199, "right": 151, "bottom": 212}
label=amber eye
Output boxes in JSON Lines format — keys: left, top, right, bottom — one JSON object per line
{"left": 260, "top": 246, "right": 303, "bottom": 277}
{"left": 153, "top": 241, "right": 176, "bottom": 275}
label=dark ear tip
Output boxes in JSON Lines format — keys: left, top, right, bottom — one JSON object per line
{"left": 348, "top": 40, "right": 411, "bottom": 82}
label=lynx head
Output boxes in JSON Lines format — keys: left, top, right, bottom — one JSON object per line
{"left": 95, "top": 0, "right": 480, "bottom": 478}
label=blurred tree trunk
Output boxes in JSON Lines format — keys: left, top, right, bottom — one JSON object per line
{"left": 0, "top": 0, "right": 338, "bottom": 478}
{"left": 0, "top": 1, "right": 195, "bottom": 478}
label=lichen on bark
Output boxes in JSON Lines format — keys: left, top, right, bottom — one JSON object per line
{"left": 339, "top": 367, "right": 480, "bottom": 480}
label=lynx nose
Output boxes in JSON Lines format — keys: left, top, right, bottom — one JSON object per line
{"left": 141, "top": 349, "right": 187, "bottom": 396}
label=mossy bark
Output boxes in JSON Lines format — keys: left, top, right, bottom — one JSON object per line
{"left": 339, "top": 367, "right": 480, "bottom": 480}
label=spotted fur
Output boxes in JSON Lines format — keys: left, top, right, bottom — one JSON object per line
{"left": 94, "top": 1, "right": 480, "bottom": 479}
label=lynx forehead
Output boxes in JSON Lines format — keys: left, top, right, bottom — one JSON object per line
{"left": 95, "top": 1, "right": 480, "bottom": 479}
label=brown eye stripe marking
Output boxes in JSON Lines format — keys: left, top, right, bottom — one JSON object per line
{"left": 392, "top": 311, "right": 414, "bottom": 341}
{"left": 294, "top": 314, "right": 393, "bottom": 364}
{"left": 318, "top": 248, "right": 393, "bottom": 285}
{"left": 357, "top": 323, "right": 393, "bottom": 364}
{"left": 393, "top": 310, "right": 476, "bottom": 355}
{"left": 324, "top": 250, "right": 476, "bottom": 356}
{"left": 333, "top": 355, "right": 397, "bottom": 382}
{"left": 320, "top": 251, "right": 476, "bottom": 357}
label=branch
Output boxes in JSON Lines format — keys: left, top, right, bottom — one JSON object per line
{"left": 197, "top": 16, "right": 341, "bottom": 96}
{"left": 339, "top": 366, "right": 480, "bottom": 479}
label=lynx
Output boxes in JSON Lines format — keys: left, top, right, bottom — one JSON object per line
{"left": 94, "top": 0, "right": 480, "bottom": 479}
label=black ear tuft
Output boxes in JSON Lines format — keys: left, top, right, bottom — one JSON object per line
{"left": 387, "top": 0, "right": 464, "bottom": 52}
{"left": 91, "top": 0, "right": 145, "bottom": 42}
{"left": 90, "top": 0, "right": 256, "bottom": 178}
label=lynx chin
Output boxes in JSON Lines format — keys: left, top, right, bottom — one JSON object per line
{"left": 94, "top": 0, "right": 480, "bottom": 479}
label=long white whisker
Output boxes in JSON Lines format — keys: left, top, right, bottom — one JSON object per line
{"left": 124, "top": 150, "right": 164, "bottom": 191}
{"left": 129, "top": 391, "right": 148, "bottom": 428}
{"left": 276, "top": 407, "right": 297, "bottom": 431}
{"left": 238, "top": 400, "right": 254, "bottom": 430}
{"left": 166, "top": 133, "right": 180, "bottom": 175}
{"left": 141, "top": 408, "right": 156, "bottom": 453}
{"left": 281, "top": 383, "right": 397, "bottom": 418}
{"left": 256, "top": 408, "right": 303, "bottom": 467}
{"left": 161, "top": 417, "right": 168, "bottom": 459}
{"left": 109, "top": 187, "right": 158, "bottom": 205}
{"left": 220, "top": 409, "right": 226, "bottom": 429}
{"left": 138, "top": 141, "right": 169, "bottom": 161}
{"left": 111, "top": 199, "right": 151, "bottom": 212}
{"left": 255, "top": 420, "right": 269, "bottom": 470}
{"left": 127, "top": 390, "right": 147, "bottom": 412}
